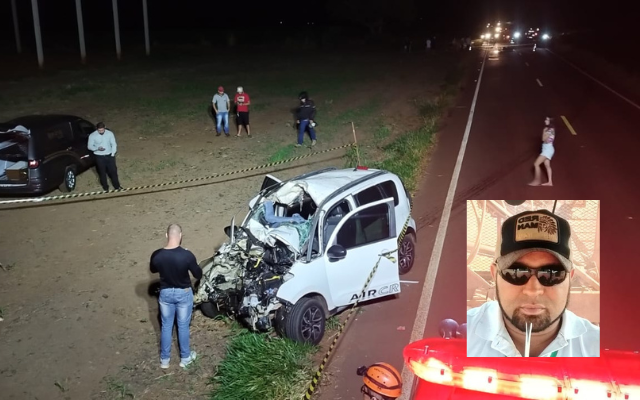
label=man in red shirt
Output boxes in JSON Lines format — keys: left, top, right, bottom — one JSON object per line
{"left": 234, "top": 86, "right": 251, "bottom": 137}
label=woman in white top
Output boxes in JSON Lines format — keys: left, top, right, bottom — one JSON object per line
{"left": 528, "top": 116, "right": 555, "bottom": 186}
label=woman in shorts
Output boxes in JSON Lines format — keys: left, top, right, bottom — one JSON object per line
{"left": 528, "top": 116, "right": 555, "bottom": 186}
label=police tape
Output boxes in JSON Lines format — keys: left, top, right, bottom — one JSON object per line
{"left": 0, "top": 143, "right": 355, "bottom": 206}
{"left": 303, "top": 202, "right": 413, "bottom": 399}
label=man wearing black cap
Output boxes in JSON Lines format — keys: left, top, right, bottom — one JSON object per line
{"left": 467, "top": 209, "right": 600, "bottom": 357}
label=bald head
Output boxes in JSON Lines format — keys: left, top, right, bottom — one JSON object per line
{"left": 167, "top": 224, "right": 182, "bottom": 239}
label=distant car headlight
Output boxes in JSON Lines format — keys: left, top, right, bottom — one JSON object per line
{"left": 514, "top": 32, "right": 521, "bottom": 38}
{"left": 542, "top": 34, "right": 550, "bottom": 40}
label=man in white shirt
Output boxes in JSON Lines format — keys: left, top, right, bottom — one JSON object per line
{"left": 87, "top": 122, "right": 122, "bottom": 191}
{"left": 467, "top": 209, "right": 600, "bottom": 357}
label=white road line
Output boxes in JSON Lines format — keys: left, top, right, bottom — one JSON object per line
{"left": 400, "top": 280, "right": 420, "bottom": 284}
{"left": 536, "top": 78, "right": 543, "bottom": 87}
{"left": 525, "top": 62, "right": 530, "bottom": 67}
{"left": 546, "top": 48, "right": 640, "bottom": 112}
{"left": 399, "top": 50, "right": 488, "bottom": 400}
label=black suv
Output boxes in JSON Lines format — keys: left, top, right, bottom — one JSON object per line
{"left": 0, "top": 115, "right": 97, "bottom": 196}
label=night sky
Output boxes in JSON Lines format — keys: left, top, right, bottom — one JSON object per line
{"left": 0, "top": 0, "right": 632, "bottom": 51}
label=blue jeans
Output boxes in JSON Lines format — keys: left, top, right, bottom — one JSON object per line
{"left": 298, "top": 119, "right": 316, "bottom": 145}
{"left": 159, "top": 287, "right": 193, "bottom": 361}
{"left": 216, "top": 112, "right": 229, "bottom": 134}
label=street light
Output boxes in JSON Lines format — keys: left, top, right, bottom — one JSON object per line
{"left": 514, "top": 31, "right": 521, "bottom": 38}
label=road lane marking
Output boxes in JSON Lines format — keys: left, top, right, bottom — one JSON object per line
{"left": 536, "top": 78, "right": 544, "bottom": 87}
{"left": 398, "top": 49, "right": 489, "bottom": 400}
{"left": 547, "top": 48, "right": 640, "bottom": 112}
{"left": 561, "top": 115, "right": 578, "bottom": 135}
{"left": 400, "top": 280, "right": 420, "bottom": 284}
{"left": 525, "top": 62, "right": 529, "bottom": 67}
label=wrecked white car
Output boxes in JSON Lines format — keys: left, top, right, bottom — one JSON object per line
{"left": 193, "top": 167, "right": 418, "bottom": 344}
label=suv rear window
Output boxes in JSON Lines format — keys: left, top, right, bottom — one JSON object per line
{"left": 354, "top": 180, "right": 399, "bottom": 207}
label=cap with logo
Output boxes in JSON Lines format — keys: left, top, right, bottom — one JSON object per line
{"left": 496, "top": 209, "right": 572, "bottom": 271}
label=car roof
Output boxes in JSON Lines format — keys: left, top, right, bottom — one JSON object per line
{"left": 4, "top": 114, "right": 86, "bottom": 131}
{"left": 281, "top": 167, "right": 393, "bottom": 205}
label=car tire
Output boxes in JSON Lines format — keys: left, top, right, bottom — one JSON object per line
{"left": 200, "top": 301, "right": 222, "bottom": 319}
{"left": 59, "top": 166, "right": 77, "bottom": 193}
{"left": 283, "top": 297, "right": 325, "bottom": 345}
{"left": 398, "top": 232, "right": 416, "bottom": 275}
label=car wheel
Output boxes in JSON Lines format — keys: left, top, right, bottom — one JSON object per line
{"left": 284, "top": 297, "right": 325, "bottom": 345}
{"left": 59, "top": 166, "right": 77, "bottom": 193}
{"left": 200, "top": 301, "right": 222, "bottom": 319}
{"left": 398, "top": 232, "right": 416, "bottom": 275}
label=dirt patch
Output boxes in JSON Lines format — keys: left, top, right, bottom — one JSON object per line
{"left": 0, "top": 49, "right": 456, "bottom": 399}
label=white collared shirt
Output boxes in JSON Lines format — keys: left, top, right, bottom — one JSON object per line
{"left": 467, "top": 300, "right": 600, "bottom": 357}
{"left": 88, "top": 129, "right": 118, "bottom": 156}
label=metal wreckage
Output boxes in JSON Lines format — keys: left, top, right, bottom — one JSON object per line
{"left": 193, "top": 168, "right": 417, "bottom": 344}
{"left": 193, "top": 171, "right": 328, "bottom": 343}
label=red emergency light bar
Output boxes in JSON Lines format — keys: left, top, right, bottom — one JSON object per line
{"left": 403, "top": 338, "right": 640, "bottom": 399}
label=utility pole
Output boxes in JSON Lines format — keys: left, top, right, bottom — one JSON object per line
{"left": 30, "top": 0, "right": 44, "bottom": 69}
{"left": 11, "top": 0, "right": 22, "bottom": 54}
{"left": 112, "top": 0, "right": 122, "bottom": 60}
{"left": 75, "top": 0, "right": 87, "bottom": 64}
{"left": 143, "top": 0, "right": 150, "bottom": 55}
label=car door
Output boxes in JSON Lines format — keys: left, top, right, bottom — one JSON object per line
{"left": 324, "top": 197, "right": 401, "bottom": 307}
{"left": 72, "top": 119, "right": 96, "bottom": 167}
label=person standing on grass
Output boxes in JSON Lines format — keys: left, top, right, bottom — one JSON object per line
{"left": 528, "top": 116, "right": 556, "bottom": 186}
{"left": 234, "top": 86, "right": 252, "bottom": 137}
{"left": 150, "top": 224, "right": 202, "bottom": 369}
{"left": 87, "top": 122, "right": 123, "bottom": 191}
{"left": 212, "top": 86, "right": 231, "bottom": 137}
{"left": 295, "top": 91, "right": 317, "bottom": 147}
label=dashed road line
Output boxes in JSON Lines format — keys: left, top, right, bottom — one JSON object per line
{"left": 536, "top": 78, "right": 544, "bottom": 87}
{"left": 561, "top": 115, "right": 578, "bottom": 135}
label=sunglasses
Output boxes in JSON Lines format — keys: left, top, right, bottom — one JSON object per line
{"left": 499, "top": 263, "right": 568, "bottom": 287}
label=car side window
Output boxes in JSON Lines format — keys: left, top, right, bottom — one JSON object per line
{"left": 379, "top": 180, "right": 399, "bottom": 206}
{"left": 323, "top": 200, "right": 351, "bottom": 248}
{"left": 77, "top": 120, "right": 95, "bottom": 139}
{"left": 354, "top": 185, "right": 384, "bottom": 206}
{"left": 334, "top": 203, "right": 391, "bottom": 250}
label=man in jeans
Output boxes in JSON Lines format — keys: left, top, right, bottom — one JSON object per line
{"left": 150, "top": 224, "right": 202, "bottom": 369}
{"left": 295, "top": 91, "right": 317, "bottom": 147}
{"left": 212, "top": 86, "right": 231, "bottom": 136}
{"left": 87, "top": 122, "right": 122, "bottom": 191}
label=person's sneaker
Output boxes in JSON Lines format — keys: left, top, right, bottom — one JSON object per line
{"left": 216, "top": 132, "right": 221, "bottom": 137}
{"left": 160, "top": 358, "right": 170, "bottom": 369}
{"left": 179, "top": 351, "right": 197, "bottom": 368}
{"left": 311, "top": 140, "right": 317, "bottom": 146}
{"left": 295, "top": 144, "right": 302, "bottom": 147}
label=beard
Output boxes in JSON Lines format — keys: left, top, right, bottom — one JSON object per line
{"left": 496, "top": 283, "right": 569, "bottom": 333}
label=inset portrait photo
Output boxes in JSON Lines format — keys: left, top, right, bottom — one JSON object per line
{"left": 466, "top": 200, "right": 600, "bottom": 357}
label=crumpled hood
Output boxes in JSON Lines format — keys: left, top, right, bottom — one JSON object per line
{"left": 247, "top": 218, "right": 302, "bottom": 254}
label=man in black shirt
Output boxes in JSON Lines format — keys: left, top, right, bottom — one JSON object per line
{"left": 295, "top": 91, "right": 317, "bottom": 147}
{"left": 150, "top": 224, "right": 203, "bottom": 369}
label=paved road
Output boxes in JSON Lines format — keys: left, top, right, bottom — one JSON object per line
{"left": 318, "top": 45, "right": 640, "bottom": 399}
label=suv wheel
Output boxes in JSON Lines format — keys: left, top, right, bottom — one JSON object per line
{"left": 60, "top": 166, "right": 77, "bottom": 192}
{"left": 283, "top": 297, "right": 325, "bottom": 345}
{"left": 200, "top": 301, "right": 223, "bottom": 318}
{"left": 398, "top": 232, "right": 416, "bottom": 275}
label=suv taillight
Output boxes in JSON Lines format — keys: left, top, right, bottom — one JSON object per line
{"left": 28, "top": 160, "right": 39, "bottom": 168}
